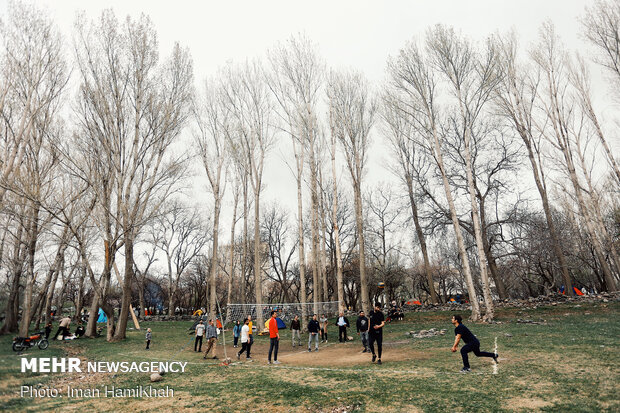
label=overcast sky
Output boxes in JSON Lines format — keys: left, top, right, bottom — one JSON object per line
{"left": 0, "top": 0, "right": 607, "bottom": 260}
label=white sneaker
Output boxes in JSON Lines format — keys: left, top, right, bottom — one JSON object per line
{"left": 273, "top": 360, "right": 281, "bottom": 364}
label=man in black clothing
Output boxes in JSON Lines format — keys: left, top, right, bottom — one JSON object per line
{"left": 451, "top": 314, "right": 498, "bottom": 372}
{"left": 356, "top": 311, "right": 369, "bottom": 352}
{"left": 368, "top": 302, "right": 385, "bottom": 364}
{"left": 307, "top": 314, "right": 320, "bottom": 351}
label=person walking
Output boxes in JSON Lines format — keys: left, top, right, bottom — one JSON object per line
{"left": 233, "top": 320, "right": 242, "bottom": 348}
{"left": 203, "top": 319, "right": 219, "bottom": 359}
{"left": 307, "top": 314, "right": 320, "bottom": 352}
{"left": 237, "top": 318, "right": 251, "bottom": 360}
{"left": 145, "top": 328, "right": 152, "bottom": 350}
{"left": 337, "top": 311, "right": 350, "bottom": 343}
{"left": 451, "top": 314, "right": 498, "bottom": 372}
{"left": 194, "top": 320, "right": 205, "bottom": 352}
{"left": 356, "top": 310, "right": 369, "bottom": 352}
{"left": 319, "top": 314, "right": 328, "bottom": 343}
{"left": 368, "top": 302, "right": 385, "bottom": 364}
{"left": 267, "top": 311, "right": 280, "bottom": 364}
{"left": 290, "top": 315, "right": 302, "bottom": 347}
{"left": 247, "top": 315, "right": 254, "bottom": 358}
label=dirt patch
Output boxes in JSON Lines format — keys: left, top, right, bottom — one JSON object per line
{"left": 274, "top": 343, "right": 428, "bottom": 367}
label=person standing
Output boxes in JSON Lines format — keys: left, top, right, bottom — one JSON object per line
{"left": 203, "top": 319, "right": 218, "bottom": 359}
{"left": 307, "top": 314, "right": 320, "bottom": 352}
{"left": 319, "top": 314, "right": 328, "bottom": 343}
{"left": 194, "top": 320, "right": 205, "bottom": 352}
{"left": 237, "top": 318, "right": 251, "bottom": 360}
{"left": 337, "top": 312, "right": 350, "bottom": 343}
{"left": 233, "top": 320, "right": 242, "bottom": 348}
{"left": 247, "top": 314, "right": 254, "bottom": 357}
{"left": 356, "top": 310, "right": 369, "bottom": 352}
{"left": 368, "top": 302, "right": 385, "bottom": 364}
{"left": 267, "top": 311, "right": 280, "bottom": 364}
{"left": 290, "top": 315, "right": 301, "bottom": 347}
{"left": 451, "top": 314, "right": 498, "bottom": 372}
{"left": 145, "top": 328, "right": 152, "bottom": 350}
{"left": 53, "top": 315, "right": 72, "bottom": 340}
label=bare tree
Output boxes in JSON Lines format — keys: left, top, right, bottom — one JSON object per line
{"left": 386, "top": 39, "right": 482, "bottom": 320}
{"left": 73, "top": 11, "right": 193, "bottom": 340}
{"left": 221, "top": 61, "right": 276, "bottom": 327}
{"left": 327, "top": 69, "right": 376, "bottom": 314}
{"left": 531, "top": 23, "right": 617, "bottom": 291}
{"left": 426, "top": 26, "right": 498, "bottom": 319}
{"left": 382, "top": 92, "right": 439, "bottom": 303}
{"left": 493, "top": 32, "right": 577, "bottom": 296}
{"left": 194, "top": 76, "right": 233, "bottom": 319}
{"left": 267, "top": 34, "right": 323, "bottom": 322}
{"left": 151, "top": 202, "right": 209, "bottom": 317}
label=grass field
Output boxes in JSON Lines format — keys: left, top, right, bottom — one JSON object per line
{"left": 0, "top": 301, "right": 618, "bottom": 412}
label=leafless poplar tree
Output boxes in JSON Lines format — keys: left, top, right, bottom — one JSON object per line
{"left": 73, "top": 11, "right": 193, "bottom": 340}
{"left": 386, "top": 40, "right": 482, "bottom": 320}
{"left": 327, "top": 69, "right": 376, "bottom": 315}
{"left": 221, "top": 61, "right": 276, "bottom": 327}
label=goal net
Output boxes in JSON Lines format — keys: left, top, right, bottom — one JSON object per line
{"left": 224, "top": 301, "right": 340, "bottom": 326}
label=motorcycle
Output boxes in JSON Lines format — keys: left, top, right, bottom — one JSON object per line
{"left": 12, "top": 331, "right": 49, "bottom": 352}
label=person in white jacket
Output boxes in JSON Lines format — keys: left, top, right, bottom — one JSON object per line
{"left": 237, "top": 318, "right": 251, "bottom": 360}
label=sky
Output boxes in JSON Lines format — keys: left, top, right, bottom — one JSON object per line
{"left": 0, "top": 0, "right": 609, "bottom": 269}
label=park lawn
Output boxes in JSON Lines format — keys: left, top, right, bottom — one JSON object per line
{"left": 0, "top": 301, "right": 618, "bottom": 412}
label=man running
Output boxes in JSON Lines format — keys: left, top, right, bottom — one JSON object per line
{"left": 451, "top": 314, "right": 498, "bottom": 372}
{"left": 268, "top": 310, "right": 280, "bottom": 364}
{"left": 368, "top": 302, "right": 385, "bottom": 364}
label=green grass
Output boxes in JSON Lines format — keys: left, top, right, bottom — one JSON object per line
{"left": 0, "top": 302, "right": 618, "bottom": 412}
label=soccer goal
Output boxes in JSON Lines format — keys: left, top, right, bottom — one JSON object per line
{"left": 224, "top": 301, "right": 340, "bottom": 325}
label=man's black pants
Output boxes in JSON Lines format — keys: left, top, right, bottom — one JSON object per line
{"left": 369, "top": 331, "right": 382, "bottom": 358}
{"left": 194, "top": 335, "right": 203, "bottom": 352}
{"left": 339, "top": 326, "right": 347, "bottom": 342}
{"left": 268, "top": 337, "right": 279, "bottom": 362}
{"left": 238, "top": 342, "right": 250, "bottom": 357}
{"left": 460, "top": 340, "right": 495, "bottom": 368}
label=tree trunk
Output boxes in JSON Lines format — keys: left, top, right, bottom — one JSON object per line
{"left": 295, "top": 142, "right": 309, "bottom": 328}
{"left": 406, "top": 175, "right": 439, "bottom": 304}
{"left": 429, "top": 124, "right": 481, "bottom": 320}
{"left": 253, "top": 188, "right": 264, "bottom": 328}
{"left": 19, "top": 204, "right": 40, "bottom": 337}
{"left": 209, "top": 194, "right": 222, "bottom": 320}
{"left": 113, "top": 234, "right": 135, "bottom": 341}
{"left": 460, "top": 122, "right": 495, "bottom": 321}
{"left": 330, "top": 137, "right": 346, "bottom": 313}
{"left": 353, "top": 179, "right": 370, "bottom": 315}
{"left": 309, "top": 144, "right": 321, "bottom": 314}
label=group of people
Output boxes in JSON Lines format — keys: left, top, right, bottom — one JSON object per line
{"left": 185, "top": 305, "right": 498, "bottom": 372}
{"left": 46, "top": 316, "right": 86, "bottom": 341}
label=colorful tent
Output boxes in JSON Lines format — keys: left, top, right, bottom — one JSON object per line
{"left": 406, "top": 300, "right": 422, "bottom": 305}
{"left": 97, "top": 308, "right": 107, "bottom": 323}
{"left": 264, "top": 318, "right": 287, "bottom": 330}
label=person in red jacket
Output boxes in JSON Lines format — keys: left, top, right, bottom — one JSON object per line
{"left": 267, "top": 310, "right": 280, "bottom": 364}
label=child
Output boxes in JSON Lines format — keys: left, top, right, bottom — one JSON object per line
{"left": 145, "top": 328, "right": 152, "bottom": 350}
{"left": 320, "top": 314, "right": 328, "bottom": 343}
